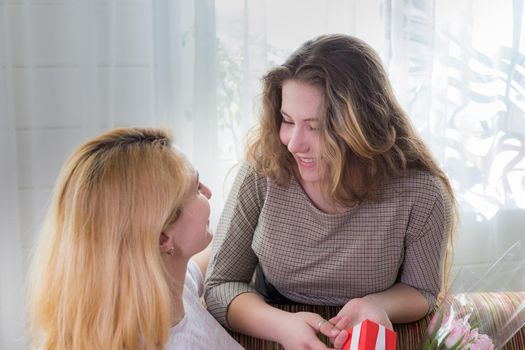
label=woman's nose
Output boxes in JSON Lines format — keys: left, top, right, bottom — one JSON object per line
{"left": 287, "top": 128, "right": 306, "bottom": 153}
{"left": 199, "top": 183, "right": 212, "bottom": 199}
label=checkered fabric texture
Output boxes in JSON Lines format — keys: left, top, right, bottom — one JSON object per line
{"left": 205, "top": 162, "right": 453, "bottom": 327}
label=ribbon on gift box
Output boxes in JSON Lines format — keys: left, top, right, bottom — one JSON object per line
{"left": 343, "top": 319, "right": 396, "bottom": 350}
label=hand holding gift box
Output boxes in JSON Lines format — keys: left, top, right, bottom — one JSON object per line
{"left": 343, "top": 319, "right": 396, "bottom": 350}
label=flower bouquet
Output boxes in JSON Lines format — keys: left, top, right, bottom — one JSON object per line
{"left": 420, "top": 241, "right": 525, "bottom": 350}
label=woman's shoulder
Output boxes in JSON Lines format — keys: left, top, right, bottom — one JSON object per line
{"left": 223, "top": 161, "right": 270, "bottom": 207}
{"left": 396, "top": 168, "right": 442, "bottom": 186}
{"left": 235, "top": 161, "right": 269, "bottom": 184}
{"left": 384, "top": 169, "right": 448, "bottom": 201}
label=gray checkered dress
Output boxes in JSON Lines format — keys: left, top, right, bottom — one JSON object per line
{"left": 205, "top": 162, "right": 452, "bottom": 328}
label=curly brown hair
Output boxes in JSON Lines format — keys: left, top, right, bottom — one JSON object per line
{"left": 248, "top": 34, "right": 454, "bottom": 203}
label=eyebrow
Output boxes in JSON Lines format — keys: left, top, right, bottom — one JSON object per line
{"left": 280, "top": 110, "right": 319, "bottom": 122}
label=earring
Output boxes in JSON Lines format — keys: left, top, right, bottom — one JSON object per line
{"left": 167, "top": 246, "right": 175, "bottom": 256}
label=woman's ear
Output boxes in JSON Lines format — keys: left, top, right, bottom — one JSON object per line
{"left": 159, "top": 231, "right": 173, "bottom": 254}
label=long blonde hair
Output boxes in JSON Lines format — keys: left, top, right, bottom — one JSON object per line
{"left": 247, "top": 33, "right": 457, "bottom": 295}
{"left": 28, "top": 127, "right": 194, "bottom": 350}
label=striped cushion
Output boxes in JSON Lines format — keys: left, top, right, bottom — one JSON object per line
{"left": 228, "top": 292, "right": 525, "bottom": 350}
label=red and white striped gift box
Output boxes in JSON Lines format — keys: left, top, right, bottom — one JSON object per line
{"left": 342, "top": 319, "right": 396, "bottom": 350}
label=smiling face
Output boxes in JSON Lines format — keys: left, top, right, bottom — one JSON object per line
{"left": 163, "top": 173, "right": 212, "bottom": 259}
{"left": 279, "top": 80, "right": 324, "bottom": 186}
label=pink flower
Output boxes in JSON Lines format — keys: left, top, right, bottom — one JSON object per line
{"left": 427, "top": 312, "right": 449, "bottom": 335}
{"left": 428, "top": 313, "right": 441, "bottom": 334}
{"left": 466, "top": 328, "right": 479, "bottom": 343}
{"left": 444, "top": 319, "right": 471, "bottom": 348}
{"left": 422, "top": 309, "right": 495, "bottom": 350}
{"left": 470, "top": 334, "right": 495, "bottom": 350}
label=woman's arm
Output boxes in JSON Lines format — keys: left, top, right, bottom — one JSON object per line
{"left": 204, "top": 163, "right": 264, "bottom": 326}
{"left": 228, "top": 292, "right": 342, "bottom": 350}
{"left": 350, "top": 174, "right": 452, "bottom": 322}
{"left": 362, "top": 282, "right": 428, "bottom": 323}
{"left": 334, "top": 282, "right": 427, "bottom": 329}
{"left": 328, "top": 284, "right": 427, "bottom": 349}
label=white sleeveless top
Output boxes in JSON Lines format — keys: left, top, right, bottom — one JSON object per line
{"left": 166, "top": 260, "right": 244, "bottom": 349}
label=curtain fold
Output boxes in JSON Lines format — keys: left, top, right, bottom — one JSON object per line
{"left": 0, "top": 2, "right": 26, "bottom": 347}
{"left": 193, "top": 0, "right": 218, "bottom": 176}
{"left": 0, "top": 104, "right": 26, "bottom": 350}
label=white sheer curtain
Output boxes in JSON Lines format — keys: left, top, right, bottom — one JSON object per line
{"left": 0, "top": 1, "right": 217, "bottom": 348}
{"left": 0, "top": 0, "right": 524, "bottom": 348}
{"left": 382, "top": 0, "right": 525, "bottom": 270}
{"left": 0, "top": 6, "right": 26, "bottom": 345}
{"left": 215, "top": 0, "right": 525, "bottom": 270}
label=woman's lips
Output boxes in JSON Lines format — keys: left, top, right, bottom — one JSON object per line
{"left": 295, "top": 155, "right": 315, "bottom": 168}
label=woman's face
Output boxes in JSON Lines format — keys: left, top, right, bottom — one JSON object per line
{"left": 164, "top": 174, "right": 212, "bottom": 258}
{"left": 279, "top": 80, "right": 323, "bottom": 186}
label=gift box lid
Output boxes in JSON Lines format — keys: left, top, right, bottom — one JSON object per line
{"left": 343, "top": 319, "right": 396, "bottom": 350}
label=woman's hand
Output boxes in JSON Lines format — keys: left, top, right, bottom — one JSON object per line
{"left": 277, "top": 312, "right": 339, "bottom": 350}
{"left": 339, "top": 297, "right": 392, "bottom": 329}
{"left": 327, "top": 298, "right": 392, "bottom": 349}
{"left": 317, "top": 315, "right": 350, "bottom": 349}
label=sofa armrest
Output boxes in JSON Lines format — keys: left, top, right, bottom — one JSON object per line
{"left": 228, "top": 292, "right": 525, "bottom": 349}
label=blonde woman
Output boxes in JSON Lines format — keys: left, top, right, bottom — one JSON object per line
{"left": 205, "top": 34, "right": 457, "bottom": 349}
{"left": 28, "top": 127, "right": 243, "bottom": 350}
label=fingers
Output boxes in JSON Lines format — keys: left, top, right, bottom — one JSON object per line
{"left": 332, "top": 329, "right": 349, "bottom": 349}
{"left": 318, "top": 320, "right": 341, "bottom": 337}
{"left": 328, "top": 315, "right": 343, "bottom": 325}
{"left": 326, "top": 315, "right": 351, "bottom": 348}
{"left": 318, "top": 318, "right": 341, "bottom": 338}
{"left": 300, "top": 312, "right": 348, "bottom": 349}
{"left": 332, "top": 315, "right": 352, "bottom": 330}
{"left": 302, "top": 319, "right": 336, "bottom": 350}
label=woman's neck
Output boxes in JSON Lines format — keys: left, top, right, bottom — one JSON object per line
{"left": 300, "top": 179, "right": 350, "bottom": 214}
{"left": 163, "top": 256, "right": 188, "bottom": 326}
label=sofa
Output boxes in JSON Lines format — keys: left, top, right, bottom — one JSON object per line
{"left": 228, "top": 292, "right": 525, "bottom": 349}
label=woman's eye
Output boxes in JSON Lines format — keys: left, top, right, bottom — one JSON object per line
{"left": 282, "top": 118, "right": 293, "bottom": 125}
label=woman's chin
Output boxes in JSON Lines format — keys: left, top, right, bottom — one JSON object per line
{"left": 204, "top": 229, "right": 213, "bottom": 244}
{"left": 298, "top": 172, "right": 321, "bottom": 185}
